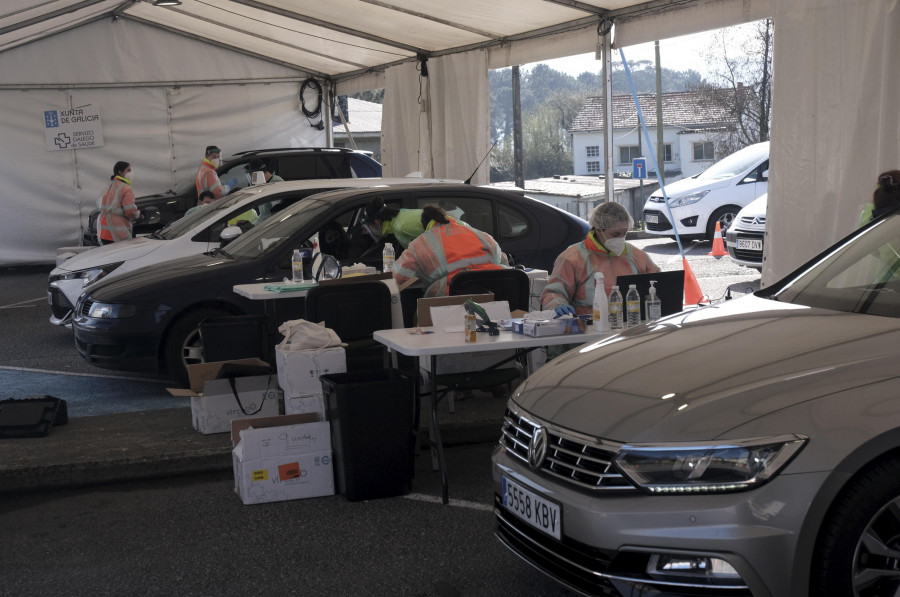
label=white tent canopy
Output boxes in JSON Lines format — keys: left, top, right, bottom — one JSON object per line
{"left": 0, "top": 0, "right": 897, "bottom": 283}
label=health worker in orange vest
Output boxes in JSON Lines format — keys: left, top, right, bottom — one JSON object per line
{"left": 542, "top": 201, "right": 660, "bottom": 316}
{"left": 97, "top": 161, "right": 139, "bottom": 244}
{"left": 195, "top": 145, "right": 230, "bottom": 200}
{"left": 392, "top": 204, "right": 508, "bottom": 297}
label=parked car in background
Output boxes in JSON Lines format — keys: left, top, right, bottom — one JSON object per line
{"left": 726, "top": 193, "right": 767, "bottom": 270}
{"left": 72, "top": 183, "right": 590, "bottom": 385}
{"left": 643, "top": 141, "right": 769, "bottom": 241}
{"left": 493, "top": 208, "right": 900, "bottom": 596}
{"left": 82, "top": 147, "right": 382, "bottom": 244}
{"left": 51, "top": 177, "right": 443, "bottom": 326}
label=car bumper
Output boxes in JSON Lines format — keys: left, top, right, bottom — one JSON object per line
{"left": 642, "top": 208, "right": 703, "bottom": 237}
{"left": 725, "top": 227, "right": 764, "bottom": 269}
{"left": 492, "top": 445, "right": 826, "bottom": 597}
{"left": 72, "top": 313, "right": 163, "bottom": 373}
{"left": 48, "top": 279, "right": 86, "bottom": 326}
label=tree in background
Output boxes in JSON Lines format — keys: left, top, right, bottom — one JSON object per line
{"left": 692, "top": 18, "right": 773, "bottom": 157}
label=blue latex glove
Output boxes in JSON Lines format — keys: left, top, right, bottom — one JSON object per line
{"left": 554, "top": 305, "right": 576, "bottom": 318}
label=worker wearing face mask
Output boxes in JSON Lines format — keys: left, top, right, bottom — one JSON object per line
{"left": 195, "top": 145, "right": 231, "bottom": 200}
{"left": 541, "top": 201, "right": 660, "bottom": 316}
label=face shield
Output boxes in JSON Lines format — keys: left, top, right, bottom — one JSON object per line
{"left": 362, "top": 221, "right": 382, "bottom": 240}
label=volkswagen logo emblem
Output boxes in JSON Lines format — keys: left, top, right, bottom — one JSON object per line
{"left": 528, "top": 426, "right": 548, "bottom": 470}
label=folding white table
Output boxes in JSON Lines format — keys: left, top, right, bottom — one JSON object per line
{"left": 373, "top": 324, "right": 612, "bottom": 504}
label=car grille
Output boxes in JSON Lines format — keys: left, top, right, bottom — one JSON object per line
{"left": 48, "top": 286, "right": 74, "bottom": 319}
{"left": 79, "top": 299, "right": 94, "bottom": 318}
{"left": 643, "top": 209, "right": 673, "bottom": 232}
{"left": 501, "top": 408, "right": 634, "bottom": 492}
{"left": 738, "top": 214, "right": 766, "bottom": 228}
{"left": 733, "top": 230, "right": 765, "bottom": 263}
{"left": 495, "top": 496, "right": 620, "bottom": 596}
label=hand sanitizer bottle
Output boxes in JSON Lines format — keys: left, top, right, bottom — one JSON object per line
{"left": 646, "top": 280, "right": 662, "bottom": 322}
{"left": 592, "top": 272, "right": 610, "bottom": 332}
{"left": 608, "top": 285, "right": 623, "bottom": 330}
{"left": 291, "top": 249, "right": 304, "bottom": 283}
{"left": 382, "top": 243, "right": 395, "bottom": 273}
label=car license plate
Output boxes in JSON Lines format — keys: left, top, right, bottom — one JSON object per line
{"left": 502, "top": 475, "right": 561, "bottom": 540}
{"left": 737, "top": 238, "right": 763, "bottom": 251}
{"left": 645, "top": 214, "right": 658, "bottom": 224}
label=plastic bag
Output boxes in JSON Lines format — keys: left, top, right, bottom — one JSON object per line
{"left": 277, "top": 319, "right": 344, "bottom": 351}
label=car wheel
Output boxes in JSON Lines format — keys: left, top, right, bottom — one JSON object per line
{"left": 811, "top": 458, "right": 900, "bottom": 596}
{"left": 163, "top": 308, "right": 230, "bottom": 387}
{"left": 706, "top": 206, "right": 740, "bottom": 241}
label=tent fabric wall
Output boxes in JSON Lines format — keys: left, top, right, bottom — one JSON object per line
{"left": 0, "top": 19, "right": 324, "bottom": 266}
{"left": 381, "top": 51, "right": 490, "bottom": 184}
{"left": 763, "top": 0, "right": 900, "bottom": 285}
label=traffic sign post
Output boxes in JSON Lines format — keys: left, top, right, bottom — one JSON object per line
{"left": 632, "top": 157, "right": 647, "bottom": 179}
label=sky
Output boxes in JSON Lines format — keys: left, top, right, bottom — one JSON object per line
{"left": 529, "top": 23, "right": 758, "bottom": 78}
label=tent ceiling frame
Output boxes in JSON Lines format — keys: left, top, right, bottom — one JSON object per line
{"left": 0, "top": 0, "right": 109, "bottom": 36}
{"left": 229, "top": 0, "right": 427, "bottom": 57}
{"left": 541, "top": 0, "right": 608, "bottom": 15}
{"left": 356, "top": 0, "right": 501, "bottom": 39}
{"left": 126, "top": 14, "right": 327, "bottom": 78}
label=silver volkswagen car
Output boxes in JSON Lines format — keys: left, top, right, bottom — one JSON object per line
{"left": 493, "top": 208, "right": 900, "bottom": 596}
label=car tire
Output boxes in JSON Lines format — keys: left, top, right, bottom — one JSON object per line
{"left": 706, "top": 206, "right": 740, "bottom": 241}
{"left": 811, "top": 458, "right": 900, "bottom": 596}
{"left": 163, "top": 308, "right": 231, "bottom": 387}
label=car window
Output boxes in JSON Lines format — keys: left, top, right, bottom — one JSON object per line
{"left": 189, "top": 192, "right": 309, "bottom": 243}
{"left": 415, "top": 196, "right": 494, "bottom": 234}
{"left": 348, "top": 156, "right": 380, "bottom": 178}
{"left": 769, "top": 214, "right": 900, "bottom": 317}
{"left": 218, "top": 162, "right": 251, "bottom": 193}
{"left": 278, "top": 156, "right": 330, "bottom": 180}
{"left": 157, "top": 189, "right": 258, "bottom": 240}
{"left": 740, "top": 160, "right": 769, "bottom": 184}
{"left": 224, "top": 201, "right": 332, "bottom": 259}
{"left": 497, "top": 203, "right": 530, "bottom": 240}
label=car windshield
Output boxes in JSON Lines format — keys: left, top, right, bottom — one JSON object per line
{"left": 697, "top": 143, "right": 769, "bottom": 180}
{"left": 155, "top": 190, "right": 259, "bottom": 239}
{"left": 223, "top": 199, "right": 331, "bottom": 259}
{"left": 766, "top": 211, "right": 900, "bottom": 318}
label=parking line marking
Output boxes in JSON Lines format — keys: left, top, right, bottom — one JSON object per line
{"left": 0, "top": 297, "right": 44, "bottom": 309}
{"left": 403, "top": 493, "right": 493, "bottom": 511}
{"left": 0, "top": 365, "right": 169, "bottom": 384}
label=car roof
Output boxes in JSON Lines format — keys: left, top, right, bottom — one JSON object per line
{"left": 227, "top": 147, "right": 376, "bottom": 159}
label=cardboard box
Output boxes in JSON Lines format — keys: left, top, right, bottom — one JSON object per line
{"left": 232, "top": 415, "right": 334, "bottom": 505}
{"left": 167, "top": 359, "right": 282, "bottom": 435}
{"left": 522, "top": 317, "right": 586, "bottom": 337}
{"left": 275, "top": 346, "right": 347, "bottom": 399}
{"left": 284, "top": 393, "right": 326, "bottom": 420}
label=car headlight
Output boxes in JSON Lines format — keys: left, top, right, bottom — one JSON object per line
{"left": 668, "top": 189, "right": 710, "bottom": 207}
{"left": 614, "top": 434, "right": 807, "bottom": 494}
{"left": 56, "top": 263, "right": 123, "bottom": 284}
{"left": 87, "top": 302, "right": 136, "bottom": 319}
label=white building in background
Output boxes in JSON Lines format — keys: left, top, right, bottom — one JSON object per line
{"left": 333, "top": 97, "right": 382, "bottom": 161}
{"left": 570, "top": 91, "right": 740, "bottom": 182}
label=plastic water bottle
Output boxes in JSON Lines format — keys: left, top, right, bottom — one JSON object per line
{"left": 291, "top": 249, "right": 304, "bottom": 283}
{"left": 608, "top": 286, "right": 623, "bottom": 330}
{"left": 646, "top": 280, "right": 662, "bottom": 322}
{"left": 592, "top": 272, "right": 610, "bottom": 332}
{"left": 382, "top": 243, "right": 395, "bottom": 273}
{"left": 626, "top": 284, "right": 641, "bottom": 328}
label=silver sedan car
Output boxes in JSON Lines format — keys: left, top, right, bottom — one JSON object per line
{"left": 493, "top": 208, "right": 900, "bottom": 596}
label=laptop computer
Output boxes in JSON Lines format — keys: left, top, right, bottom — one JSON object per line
{"left": 613, "top": 270, "right": 685, "bottom": 320}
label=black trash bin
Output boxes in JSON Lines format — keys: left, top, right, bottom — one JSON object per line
{"left": 199, "top": 315, "right": 268, "bottom": 363}
{"left": 320, "top": 369, "right": 415, "bottom": 501}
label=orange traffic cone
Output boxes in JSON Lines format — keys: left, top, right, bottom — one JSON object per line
{"left": 682, "top": 259, "right": 707, "bottom": 306}
{"left": 707, "top": 222, "right": 728, "bottom": 257}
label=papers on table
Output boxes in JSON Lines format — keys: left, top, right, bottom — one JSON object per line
{"left": 429, "top": 300, "right": 512, "bottom": 332}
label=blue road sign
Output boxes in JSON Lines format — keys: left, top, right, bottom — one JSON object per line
{"left": 632, "top": 158, "right": 647, "bottom": 179}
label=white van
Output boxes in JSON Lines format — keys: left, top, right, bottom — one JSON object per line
{"left": 642, "top": 141, "right": 769, "bottom": 241}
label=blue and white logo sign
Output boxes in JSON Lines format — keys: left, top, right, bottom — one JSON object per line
{"left": 43, "top": 104, "right": 104, "bottom": 151}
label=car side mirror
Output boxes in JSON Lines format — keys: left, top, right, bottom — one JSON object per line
{"left": 140, "top": 206, "right": 161, "bottom": 225}
{"left": 219, "top": 225, "right": 243, "bottom": 246}
{"left": 761, "top": 169, "right": 769, "bottom": 180}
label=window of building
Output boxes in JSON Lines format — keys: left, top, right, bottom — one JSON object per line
{"left": 663, "top": 144, "right": 672, "bottom": 162}
{"left": 586, "top": 145, "right": 600, "bottom": 157}
{"left": 586, "top": 161, "right": 601, "bottom": 173}
{"left": 619, "top": 146, "right": 641, "bottom": 165}
{"left": 693, "top": 141, "right": 715, "bottom": 161}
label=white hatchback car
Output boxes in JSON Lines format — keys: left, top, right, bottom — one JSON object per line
{"left": 494, "top": 208, "right": 900, "bottom": 596}
{"left": 643, "top": 141, "right": 769, "bottom": 241}
{"left": 726, "top": 193, "right": 767, "bottom": 269}
{"left": 48, "top": 176, "right": 451, "bottom": 325}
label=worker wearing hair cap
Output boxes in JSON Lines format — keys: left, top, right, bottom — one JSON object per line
{"left": 542, "top": 201, "right": 659, "bottom": 317}
{"left": 195, "top": 145, "right": 231, "bottom": 200}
